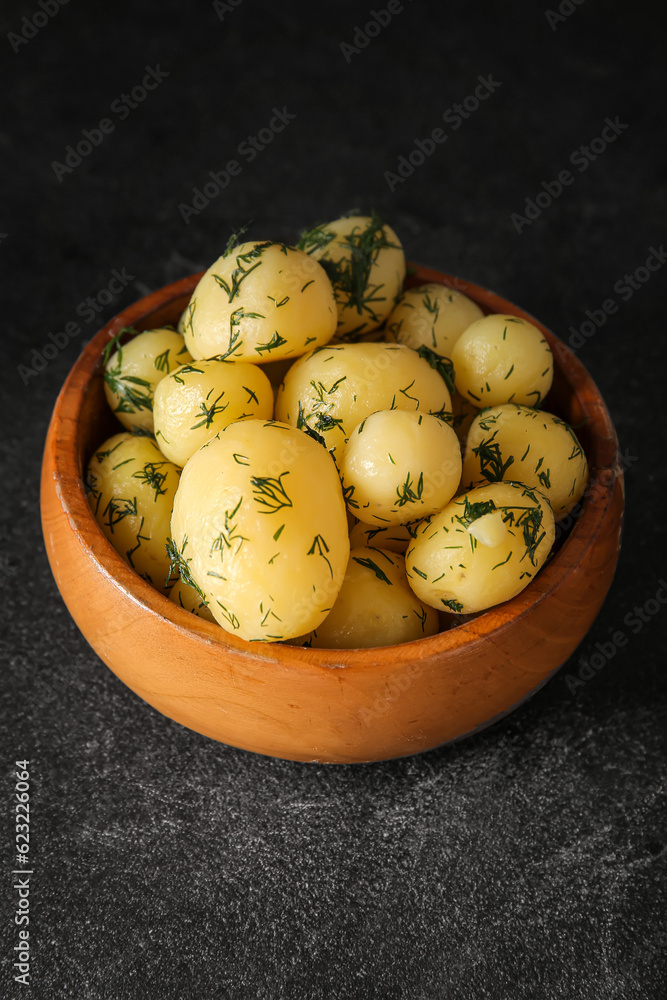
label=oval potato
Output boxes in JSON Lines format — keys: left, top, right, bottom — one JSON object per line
{"left": 386, "top": 283, "right": 483, "bottom": 356}
{"left": 85, "top": 433, "right": 181, "bottom": 591}
{"left": 462, "top": 403, "right": 588, "bottom": 519}
{"left": 294, "top": 547, "right": 439, "bottom": 649}
{"left": 182, "top": 241, "right": 337, "bottom": 363}
{"left": 153, "top": 358, "right": 274, "bottom": 467}
{"left": 406, "top": 481, "right": 555, "bottom": 614}
{"left": 340, "top": 410, "right": 462, "bottom": 524}
{"left": 104, "top": 328, "right": 192, "bottom": 433}
{"left": 450, "top": 314, "right": 553, "bottom": 409}
{"left": 298, "top": 214, "right": 406, "bottom": 339}
{"left": 170, "top": 419, "right": 349, "bottom": 641}
{"left": 275, "top": 342, "right": 452, "bottom": 460}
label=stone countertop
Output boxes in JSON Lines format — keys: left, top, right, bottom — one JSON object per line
{"left": 2, "top": 0, "right": 666, "bottom": 996}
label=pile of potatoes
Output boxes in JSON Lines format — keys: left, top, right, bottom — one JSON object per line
{"left": 86, "top": 213, "right": 588, "bottom": 648}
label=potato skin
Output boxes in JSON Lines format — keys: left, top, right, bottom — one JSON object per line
{"left": 104, "top": 328, "right": 192, "bottom": 433}
{"left": 275, "top": 342, "right": 452, "bottom": 460}
{"left": 170, "top": 419, "right": 350, "bottom": 642}
{"left": 340, "top": 410, "right": 462, "bottom": 524}
{"left": 182, "top": 241, "right": 337, "bottom": 363}
{"left": 462, "top": 404, "right": 589, "bottom": 520}
{"left": 298, "top": 214, "right": 406, "bottom": 339}
{"left": 450, "top": 314, "right": 553, "bottom": 409}
{"left": 385, "top": 283, "right": 483, "bottom": 356}
{"left": 294, "top": 547, "right": 439, "bottom": 649}
{"left": 153, "top": 358, "right": 274, "bottom": 467}
{"left": 406, "top": 481, "right": 555, "bottom": 614}
{"left": 85, "top": 433, "right": 181, "bottom": 591}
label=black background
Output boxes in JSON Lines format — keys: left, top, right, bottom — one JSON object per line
{"left": 2, "top": 1, "right": 666, "bottom": 997}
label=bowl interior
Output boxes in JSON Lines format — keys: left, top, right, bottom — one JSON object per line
{"left": 55, "top": 265, "right": 620, "bottom": 658}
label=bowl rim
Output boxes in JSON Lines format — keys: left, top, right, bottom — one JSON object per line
{"left": 45, "top": 263, "right": 622, "bottom": 669}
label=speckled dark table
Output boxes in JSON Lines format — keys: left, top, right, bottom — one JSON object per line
{"left": 1, "top": 1, "right": 666, "bottom": 997}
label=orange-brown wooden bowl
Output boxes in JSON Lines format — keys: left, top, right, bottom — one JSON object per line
{"left": 40, "top": 265, "right": 624, "bottom": 763}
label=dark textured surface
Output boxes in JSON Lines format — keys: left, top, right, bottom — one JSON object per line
{"left": 2, "top": 1, "right": 666, "bottom": 997}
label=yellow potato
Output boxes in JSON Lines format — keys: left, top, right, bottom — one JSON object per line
{"left": 340, "top": 410, "right": 462, "bottom": 524}
{"left": 462, "top": 404, "right": 588, "bottom": 519}
{"left": 406, "top": 481, "right": 555, "bottom": 614}
{"left": 103, "top": 328, "right": 192, "bottom": 433}
{"left": 348, "top": 520, "right": 417, "bottom": 553}
{"left": 275, "top": 342, "right": 452, "bottom": 461}
{"left": 298, "top": 214, "right": 406, "bottom": 339}
{"left": 182, "top": 241, "right": 337, "bottom": 363}
{"left": 168, "top": 578, "right": 216, "bottom": 622}
{"left": 153, "top": 358, "right": 274, "bottom": 467}
{"left": 385, "top": 283, "right": 483, "bottom": 355}
{"left": 294, "top": 547, "right": 439, "bottom": 648}
{"left": 85, "top": 433, "right": 181, "bottom": 591}
{"left": 450, "top": 314, "right": 553, "bottom": 408}
{"left": 170, "top": 419, "right": 349, "bottom": 641}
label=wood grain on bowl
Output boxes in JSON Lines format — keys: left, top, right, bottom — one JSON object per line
{"left": 40, "top": 267, "right": 624, "bottom": 763}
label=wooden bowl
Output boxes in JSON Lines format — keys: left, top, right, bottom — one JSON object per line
{"left": 41, "top": 265, "right": 624, "bottom": 763}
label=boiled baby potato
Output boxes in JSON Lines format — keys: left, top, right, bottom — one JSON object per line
{"left": 450, "top": 314, "right": 553, "bottom": 409}
{"left": 340, "top": 410, "right": 462, "bottom": 524}
{"left": 406, "top": 481, "right": 555, "bottom": 614}
{"left": 462, "top": 404, "right": 588, "bottom": 520}
{"left": 168, "top": 577, "right": 216, "bottom": 622}
{"left": 294, "top": 547, "right": 439, "bottom": 649}
{"left": 103, "top": 327, "right": 192, "bottom": 433}
{"left": 170, "top": 419, "right": 349, "bottom": 642}
{"left": 153, "top": 358, "right": 274, "bottom": 467}
{"left": 385, "top": 283, "right": 483, "bottom": 356}
{"left": 85, "top": 433, "right": 181, "bottom": 591}
{"left": 182, "top": 240, "right": 337, "bottom": 363}
{"left": 348, "top": 520, "right": 417, "bottom": 553}
{"left": 298, "top": 213, "right": 406, "bottom": 339}
{"left": 275, "top": 342, "right": 452, "bottom": 461}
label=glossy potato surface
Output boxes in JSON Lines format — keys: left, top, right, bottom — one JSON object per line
{"left": 297, "top": 547, "right": 439, "bottom": 649}
{"left": 275, "top": 343, "right": 451, "bottom": 460}
{"left": 406, "top": 481, "right": 555, "bottom": 614}
{"left": 153, "top": 358, "right": 273, "bottom": 467}
{"left": 85, "top": 433, "right": 181, "bottom": 591}
{"left": 182, "top": 241, "right": 337, "bottom": 363}
{"left": 298, "top": 214, "right": 406, "bottom": 339}
{"left": 450, "top": 314, "right": 553, "bottom": 409}
{"left": 462, "top": 404, "right": 589, "bottom": 519}
{"left": 340, "top": 410, "right": 462, "bottom": 524}
{"left": 386, "top": 283, "right": 483, "bottom": 356}
{"left": 170, "top": 420, "right": 349, "bottom": 641}
{"left": 104, "top": 328, "right": 192, "bottom": 433}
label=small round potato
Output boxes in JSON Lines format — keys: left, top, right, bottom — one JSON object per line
{"left": 406, "top": 481, "right": 555, "bottom": 614}
{"left": 275, "top": 343, "right": 452, "bottom": 460}
{"left": 153, "top": 358, "right": 274, "bottom": 467}
{"left": 450, "top": 314, "right": 553, "bottom": 409}
{"left": 168, "top": 578, "right": 216, "bottom": 622}
{"left": 298, "top": 214, "right": 406, "bottom": 339}
{"left": 294, "top": 547, "right": 439, "bottom": 649}
{"left": 170, "top": 419, "right": 349, "bottom": 642}
{"left": 340, "top": 410, "right": 462, "bottom": 524}
{"left": 348, "top": 520, "right": 417, "bottom": 553}
{"left": 104, "top": 328, "right": 192, "bottom": 433}
{"left": 182, "top": 241, "right": 337, "bottom": 363}
{"left": 385, "top": 283, "right": 483, "bottom": 356}
{"left": 462, "top": 404, "right": 588, "bottom": 519}
{"left": 85, "top": 433, "right": 181, "bottom": 591}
